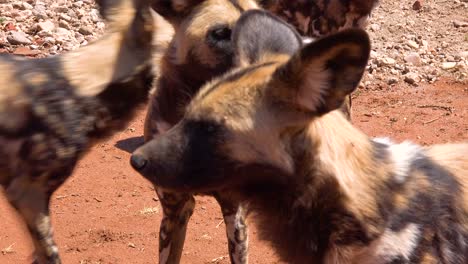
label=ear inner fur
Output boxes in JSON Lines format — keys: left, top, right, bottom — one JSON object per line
{"left": 272, "top": 29, "right": 371, "bottom": 114}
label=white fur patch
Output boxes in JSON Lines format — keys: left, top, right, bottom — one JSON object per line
{"left": 297, "top": 64, "right": 330, "bottom": 112}
{"left": 373, "top": 138, "right": 423, "bottom": 184}
{"left": 159, "top": 244, "right": 171, "bottom": 263}
{"left": 302, "top": 37, "right": 315, "bottom": 45}
{"left": 223, "top": 208, "right": 248, "bottom": 264}
{"left": 375, "top": 224, "right": 421, "bottom": 261}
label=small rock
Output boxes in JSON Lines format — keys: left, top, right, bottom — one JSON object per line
{"left": 380, "top": 57, "right": 396, "bottom": 66}
{"left": 458, "top": 51, "right": 468, "bottom": 59}
{"left": 90, "top": 9, "right": 100, "bottom": 23}
{"left": 4, "top": 22, "right": 17, "bottom": 31}
{"left": 16, "top": 10, "right": 33, "bottom": 21}
{"left": 73, "top": 1, "right": 84, "bottom": 8}
{"left": 49, "top": 45, "right": 58, "bottom": 55}
{"left": 407, "top": 40, "right": 419, "bottom": 49}
{"left": 2, "top": 4, "right": 13, "bottom": 11}
{"left": 56, "top": 27, "right": 71, "bottom": 36}
{"left": 59, "top": 13, "right": 72, "bottom": 22}
{"left": 43, "top": 36, "right": 56, "bottom": 45}
{"left": 370, "top": 23, "right": 380, "bottom": 32}
{"left": 387, "top": 77, "right": 398, "bottom": 85}
{"left": 404, "top": 52, "right": 422, "bottom": 66}
{"left": 446, "top": 55, "right": 455, "bottom": 62}
{"left": 75, "top": 32, "right": 85, "bottom": 43}
{"left": 54, "top": 6, "right": 68, "bottom": 13}
{"left": 412, "top": 0, "right": 422, "bottom": 10}
{"left": 33, "top": 5, "right": 48, "bottom": 19}
{"left": 7, "top": 31, "right": 32, "bottom": 45}
{"left": 58, "top": 20, "right": 70, "bottom": 29}
{"left": 404, "top": 72, "right": 421, "bottom": 84}
{"left": 13, "top": 46, "right": 40, "bottom": 56}
{"left": 20, "top": 2, "right": 33, "bottom": 10}
{"left": 453, "top": 21, "right": 468, "bottom": 28}
{"left": 79, "top": 26, "right": 93, "bottom": 35}
{"left": 441, "top": 62, "right": 457, "bottom": 70}
{"left": 420, "top": 40, "right": 429, "bottom": 50}
{"left": 96, "top": 22, "right": 105, "bottom": 30}
{"left": 36, "top": 20, "right": 55, "bottom": 32}
{"left": 75, "top": 8, "right": 85, "bottom": 18}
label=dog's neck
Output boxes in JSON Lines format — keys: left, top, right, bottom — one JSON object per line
{"left": 241, "top": 110, "right": 395, "bottom": 263}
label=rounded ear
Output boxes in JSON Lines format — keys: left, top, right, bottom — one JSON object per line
{"left": 151, "top": 0, "right": 205, "bottom": 23}
{"left": 232, "top": 9, "right": 302, "bottom": 66}
{"left": 273, "top": 29, "right": 371, "bottom": 115}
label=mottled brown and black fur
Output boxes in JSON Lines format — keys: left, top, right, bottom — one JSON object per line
{"left": 259, "top": 0, "right": 378, "bottom": 37}
{"left": 143, "top": 1, "right": 378, "bottom": 263}
{"left": 0, "top": 1, "right": 156, "bottom": 263}
{"left": 143, "top": 1, "right": 260, "bottom": 263}
{"left": 132, "top": 10, "right": 468, "bottom": 264}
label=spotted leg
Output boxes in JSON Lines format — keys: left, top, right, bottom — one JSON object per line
{"left": 156, "top": 187, "right": 195, "bottom": 264}
{"left": 214, "top": 192, "right": 249, "bottom": 264}
{"left": 5, "top": 175, "right": 60, "bottom": 264}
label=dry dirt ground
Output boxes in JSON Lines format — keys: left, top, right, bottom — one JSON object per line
{"left": 1, "top": 0, "right": 467, "bottom": 264}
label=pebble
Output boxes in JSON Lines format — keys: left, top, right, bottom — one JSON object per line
{"left": 441, "top": 62, "right": 457, "bottom": 70}
{"left": 55, "top": 27, "right": 72, "bottom": 39}
{"left": 20, "top": 2, "right": 33, "bottom": 10}
{"left": 412, "top": 0, "right": 422, "bottom": 10}
{"left": 404, "top": 72, "right": 421, "bottom": 84}
{"left": 378, "top": 57, "right": 397, "bottom": 66}
{"left": 58, "top": 20, "right": 71, "bottom": 29}
{"left": 404, "top": 52, "right": 423, "bottom": 66}
{"left": 36, "top": 20, "right": 55, "bottom": 32}
{"left": 59, "top": 13, "right": 73, "bottom": 22}
{"left": 370, "top": 23, "right": 381, "bottom": 31}
{"left": 90, "top": 9, "right": 100, "bottom": 23}
{"left": 458, "top": 51, "right": 468, "bottom": 59}
{"left": 453, "top": 21, "right": 468, "bottom": 28}
{"left": 7, "top": 31, "right": 32, "bottom": 45}
{"left": 79, "top": 26, "right": 93, "bottom": 35}
{"left": 407, "top": 40, "right": 419, "bottom": 49}
{"left": 388, "top": 77, "right": 399, "bottom": 85}
{"left": 54, "top": 6, "right": 69, "bottom": 13}
{"left": 73, "top": 1, "right": 84, "bottom": 8}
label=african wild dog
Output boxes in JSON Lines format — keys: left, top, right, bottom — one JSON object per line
{"left": 0, "top": 0, "right": 156, "bottom": 263}
{"left": 143, "top": 0, "right": 377, "bottom": 263}
{"left": 132, "top": 10, "right": 468, "bottom": 264}
{"left": 144, "top": 0, "right": 259, "bottom": 263}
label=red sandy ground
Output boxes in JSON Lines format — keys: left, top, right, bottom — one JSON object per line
{"left": 0, "top": 79, "right": 467, "bottom": 264}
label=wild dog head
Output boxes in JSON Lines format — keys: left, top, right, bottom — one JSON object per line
{"left": 131, "top": 10, "right": 370, "bottom": 192}
{"left": 152, "top": 0, "right": 259, "bottom": 75}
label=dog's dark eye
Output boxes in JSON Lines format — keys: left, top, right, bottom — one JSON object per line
{"left": 208, "top": 26, "right": 232, "bottom": 41}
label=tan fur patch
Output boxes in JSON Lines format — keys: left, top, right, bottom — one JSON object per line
{"left": 174, "top": 0, "right": 258, "bottom": 66}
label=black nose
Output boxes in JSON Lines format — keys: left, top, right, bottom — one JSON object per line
{"left": 130, "top": 154, "right": 147, "bottom": 171}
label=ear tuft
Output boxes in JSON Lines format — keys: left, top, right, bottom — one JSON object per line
{"left": 232, "top": 9, "right": 302, "bottom": 66}
{"left": 274, "top": 29, "right": 371, "bottom": 115}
